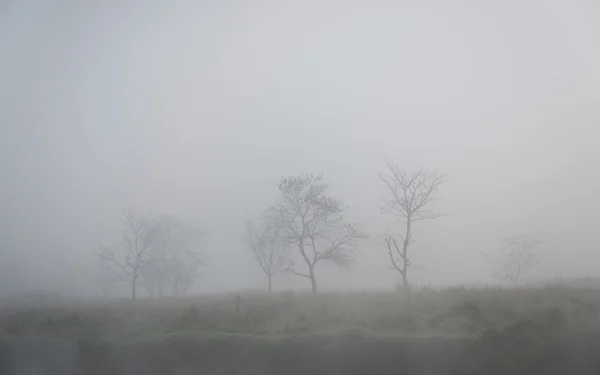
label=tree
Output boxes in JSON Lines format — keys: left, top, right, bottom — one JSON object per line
{"left": 379, "top": 160, "right": 446, "bottom": 291}
{"left": 98, "top": 211, "right": 160, "bottom": 301}
{"left": 140, "top": 251, "right": 169, "bottom": 297}
{"left": 272, "top": 174, "right": 366, "bottom": 293}
{"left": 485, "top": 234, "right": 541, "bottom": 284}
{"left": 141, "top": 215, "right": 207, "bottom": 296}
{"left": 245, "top": 215, "right": 289, "bottom": 293}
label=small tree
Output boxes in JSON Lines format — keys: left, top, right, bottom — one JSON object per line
{"left": 245, "top": 215, "right": 289, "bottom": 293}
{"left": 141, "top": 215, "right": 207, "bottom": 296}
{"left": 273, "top": 173, "right": 366, "bottom": 293}
{"left": 485, "top": 234, "right": 541, "bottom": 284}
{"left": 379, "top": 160, "right": 446, "bottom": 291}
{"left": 141, "top": 253, "right": 169, "bottom": 297}
{"left": 99, "top": 211, "right": 160, "bottom": 301}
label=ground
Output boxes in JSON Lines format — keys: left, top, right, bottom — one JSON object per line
{"left": 2, "top": 286, "right": 598, "bottom": 341}
{"left": 2, "top": 286, "right": 600, "bottom": 374}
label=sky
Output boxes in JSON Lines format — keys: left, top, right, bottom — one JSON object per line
{"left": 0, "top": 0, "right": 599, "bottom": 297}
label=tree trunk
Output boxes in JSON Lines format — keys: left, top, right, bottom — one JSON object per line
{"left": 268, "top": 274, "right": 272, "bottom": 293}
{"left": 401, "top": 270, "right": 410, "bottom": 291}
{"left": 131, "top": 277, "right": 137, "bottom": 301}
{"left": 310, "top": 270, "right": 317, "bottom": 294}
{"left": 402, "top": 217, "right": 412, "bottom": 291}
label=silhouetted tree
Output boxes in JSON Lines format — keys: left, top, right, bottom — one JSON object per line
{"left": 142, "top": 215, "right": 207, "bottom": 296}
{"left": 273, "top": 174, "right": 366, "bottom": 293}
{"left": 98, "top": 211, "right": 160, "bottom": 301}
{"left": 485, "top": 234, "right": 541, "bottom": 284}
{"left": 379, "top": 160, "right": 446, "bottom": 291}
{"left": 245, "top": 214, "right": 289, "bottom": 292}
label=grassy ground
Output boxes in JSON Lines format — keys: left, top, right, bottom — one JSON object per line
{"left": 3, "top": 287, "right": 600, "bottom": 374}
{"left": 1, "top": 286, "right": 599, "bottom": 343}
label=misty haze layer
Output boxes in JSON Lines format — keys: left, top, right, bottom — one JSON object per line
{"left": 0, "top": 0, "right": 599, "bottom": 297}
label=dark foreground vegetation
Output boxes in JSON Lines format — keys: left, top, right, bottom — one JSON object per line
{"left": 2, "top": 287, "right": 600, "bottom": 374}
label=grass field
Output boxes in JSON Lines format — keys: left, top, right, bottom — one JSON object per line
{"left": 2, "top": 286, "right": 599, "bottom": 343}
{"left": 3, "top": 286, "right": 600, "bottom": 374}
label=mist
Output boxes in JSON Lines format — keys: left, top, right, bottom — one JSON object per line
{"left": 1, "top": 0, "right": 599, "bottom": 298}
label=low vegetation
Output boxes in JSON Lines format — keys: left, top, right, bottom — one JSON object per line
{"left": 2, "top": 286, "right": 599, "bottom": 344}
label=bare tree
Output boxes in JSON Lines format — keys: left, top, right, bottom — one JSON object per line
{"left": 245, "top": 215, "right": 289, "bottom": 293}
{"left": 379, "top": 160, "right": 446, "bottom": 291}
{"left": 141, "top": 215, "right": 207, "bottom": 296}
{"left": 169, "top": 246, "right": 204, "bottom": 296}
{"left": 141, "top": 252, "right": 169, "bottom": 297}
{"left": 485, "top": 234, "right": 541, "bottom": 284}
{"left": 273, "top": 174, "right": 366, "bottom": 293}
{"left": 98, "top": 211, "right": 160, "bottom": 301}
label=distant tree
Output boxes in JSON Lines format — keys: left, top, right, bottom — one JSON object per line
{"left": 272, "top": 174, "right": 366, "bottom": 293}
{"left": 379, "top": 160, "right": 446, "bottom": 291}
{"left": 98, "top": 211, "right": 160, "bottom": 301}
{"left": 140, "top": 251, "right": 169, "bottom": 297}
{"left": 245, "top": 215, "right": 289, "bottom": 293}
{"left": 485, "top": 234, "right": 541, "bottom": 284}
{"left": 141, "top": 215, "right": 207, "bottom": 296}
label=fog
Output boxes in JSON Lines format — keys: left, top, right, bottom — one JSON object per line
{"left": 0, "top": 0, "right": 599, "bottom": 297}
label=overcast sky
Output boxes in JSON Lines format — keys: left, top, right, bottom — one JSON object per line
{"left": 0, "top": 0, "right": 599, "bottom": 296}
